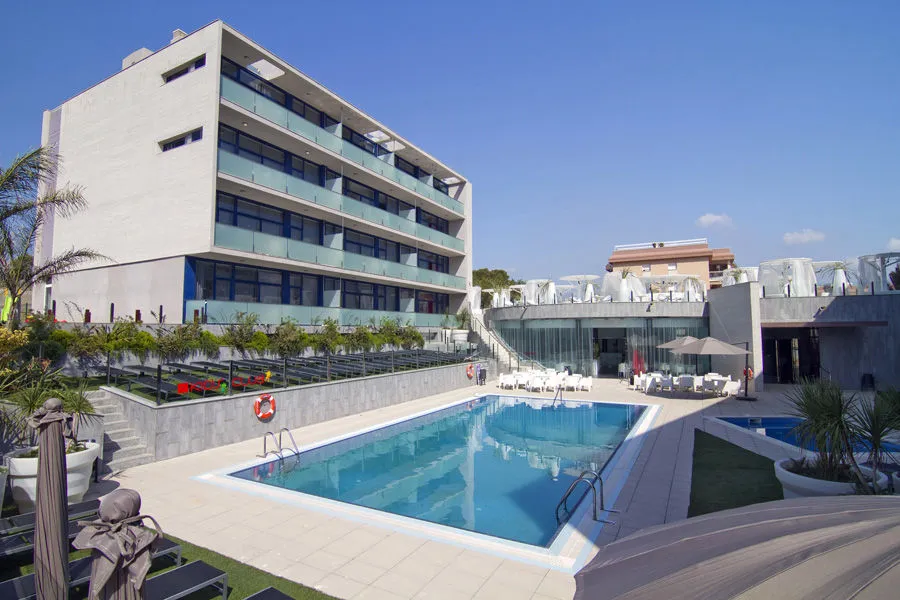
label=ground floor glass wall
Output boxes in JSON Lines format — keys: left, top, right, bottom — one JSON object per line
{"left": 492, "top": 317, "right": 709, "bottom": 377}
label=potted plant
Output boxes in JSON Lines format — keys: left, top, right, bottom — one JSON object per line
{"left": 5, "top": 376, "right": 101, "bottom": 512}
{"left": 774, "top": 379, "right": 892, "bottom": 498}
{"left": 450, "top": 308, "right": 471, "bottom": 344}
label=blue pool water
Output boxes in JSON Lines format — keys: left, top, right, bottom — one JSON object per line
{"left": 231, "top": 395, "right": 646, "bottom": 546}
{"left": 719, "top": 416, "right": 900, "bottom": 453}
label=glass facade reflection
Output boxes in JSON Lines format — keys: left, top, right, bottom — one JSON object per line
{"left": 493, "top": 317, "right": 710, "bottom": 377}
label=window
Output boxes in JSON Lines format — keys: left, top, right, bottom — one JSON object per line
{"left": 289, "top": 273, "right": 319, "bottom": 306}
{"left": 418, "top": 249, "right": 449, "bottom": 273}
{"left": 642, "top": 265, "right": 651, "bottom": 273}
{"left": 345, "top": 230, "right": 377, "bottom": 257}
{"left": 415, "top": 291, "right": 449, "bottom": 314}
{"left": 161, "top": 128, "right": 202, "bottom": 152}
{"left": 417, "top": 209, "right": 449, "bottom": 235}
{"left": 433, "top": 178, "right": 449, "bottom": 195}
{"left": 289, "top": 214, "right": 322, "bottom": 244}
{"left": 343, "top": 281, "right": 375, "bottom": 310}
{"left": 342, "top": 125, "right": 389, "bottom": 157}
{"left": 163, "top": 55, "right": 206, "bottom": 83}
{"left": 221, "top": 58, "right": 338, "bottom": 128}
{"left": 668, "top": 263, "right": 677, "bottom": 273}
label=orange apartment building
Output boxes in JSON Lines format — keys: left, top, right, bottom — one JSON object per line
{"left": 607, "top": 238, "right": 735, "bottom": 290}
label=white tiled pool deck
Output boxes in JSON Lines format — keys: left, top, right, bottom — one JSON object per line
{"left": 93, "top": 378, "right": 800, "bottom": 600}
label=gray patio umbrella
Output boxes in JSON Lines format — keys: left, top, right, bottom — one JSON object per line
{"left": 73, "top": 488, "right": 162, "bottom": 600}
{"left": 669, "top": 336, "right": 749, "bottom": 355}
{"left": 575, "top": 496, "right": 900, "bottom": 600}
{"left": 655, "top": 335, "right": 699, "bottom": 349}
{"left": 28, "top": 397, "right": 71, "bottom": 600}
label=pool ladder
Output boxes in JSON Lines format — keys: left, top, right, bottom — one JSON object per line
{"left": 556, "top": 470, "right": 618, "bottom": 525}
{"left": 258, "top": 428, "right": 301, "bottom": 461}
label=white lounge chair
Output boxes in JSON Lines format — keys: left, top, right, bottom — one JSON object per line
{"left": 565, "top": 375, "right": 582, "bottom": 391}
{"left": 579, "top": 376, "right": 593, "bottom": 392}
{"left": 722, "top": 380, "right": 742, "bottom": 396}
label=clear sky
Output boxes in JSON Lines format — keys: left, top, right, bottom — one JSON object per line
{"left": 1, "top": 1, "right": 898, "bottom": 279}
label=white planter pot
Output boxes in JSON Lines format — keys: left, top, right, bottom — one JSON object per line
{"left": 6, "top": 442, "right": 101, "bottom": 512}
{"left": 774, "top": 458, "right": 890, "bottom": 499}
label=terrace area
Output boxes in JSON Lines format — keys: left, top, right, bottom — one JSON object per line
{"left": 88, "top": 377, "right": 804, "bottom": 599}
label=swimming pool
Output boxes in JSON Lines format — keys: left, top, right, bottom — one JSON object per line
{"left": 718, "top": 416, "right": 900, "bottom": 453}
{"left": 229, "top": 395, "right": 646, "bottom": 547}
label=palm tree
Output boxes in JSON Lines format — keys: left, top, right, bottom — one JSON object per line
{"left": 0, "top": 148, "right": 106, "bottom": 328}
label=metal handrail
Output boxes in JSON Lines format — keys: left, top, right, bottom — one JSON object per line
{"left": 555, "top": 470, "right": 618, "bottom": 525}
{"left": 258, "top": 432, "right": 283, "bottom": 460}
{"left": 278, "top": 428, "right": 301, "bottom": 458}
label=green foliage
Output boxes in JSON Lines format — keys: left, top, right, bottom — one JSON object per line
{"left": 784, "top": 379, "right": 880, "bottom": 492}
{"left": 311, "top": 318, "right": 343, "bottom": 356}
{"left": 473, "top": 267, "right": 523, "bottom": 308}
{"left": 455, "top": 306, "right": 471, "bottom": 330}
{"left": 220, "top": 312, "right": 264, "bottom": 357}
{"left": 196, "top": 330, "right": 222, "bottom": 360}
{"left": 20, "top": 313, "right": 66, "bottom": 362}
{"left": 6, "top": 366, "right": 65, "bottom": 446}
{"left": 890, "top": 265, "right": 900, "bottom": 290}
{"left": 56, "top": 382, "right": 97, "bottom": 447}
{"left": 344, "top": 325, "right": 376, "bottom": 354}
{"left": 398, "top": 325, "right": 424, "bottom": 350}
{"left": 153, "top": 322, "right": 217, "bottom": 363}
{"left": 376, "top": 317, "right": 401, "bottom": 349}
{"left": 66, "top": 325, "right": 104, "bottom": 375}
{"left": 269, "top": 319, "right": 309, "bottom": 359}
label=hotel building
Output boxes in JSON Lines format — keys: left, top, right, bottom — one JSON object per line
{"left": 33, "top": 21, "right": 471, "bottom": 327}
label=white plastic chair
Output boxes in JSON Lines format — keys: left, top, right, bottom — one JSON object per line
{"left": 579, "top": 376, "right": 593, "bottom": 392}
{"left": 722, "top": 380, "right": 741, "bottom": 396}
{"left": 644, "top": 378, "right": 659, "bottom": 393}
{"left": 565, "top": 375, "right": 582, "bottom": 391}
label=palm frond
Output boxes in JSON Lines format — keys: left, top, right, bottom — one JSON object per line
{"left": 0, "top": 147, "right": 59, "bottom": 203}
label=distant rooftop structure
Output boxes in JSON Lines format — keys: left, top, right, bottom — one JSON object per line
{"left": 613, "top": 238, "right": 710, "bottom": 252}
{"left": 608, "top": 238, "right": 735, "bottom": 289}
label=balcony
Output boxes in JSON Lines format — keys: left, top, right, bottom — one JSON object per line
{"left": 217, "top": 150, "right": 465, "bottom": 253}
{"left": 185, "top": 299, "right": 445, "bottom": 327}
{"left": 221, "top": 76, "right": 465, "bottom": 215}
{"left": 214, "top": 223, "right": 466, "bottom": 290}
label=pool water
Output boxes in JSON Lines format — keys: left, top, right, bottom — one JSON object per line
{"left": 231, "top": 395, "right": 645, "bottom": 546}
{"left": 719, "top": 416, "right": 900, "bottom": 453}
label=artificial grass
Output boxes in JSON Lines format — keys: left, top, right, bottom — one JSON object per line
{"left": 0, "top": 533, "right": 334, "bottom": 599}
{"left": 687, "top": 429, "right": 783, "bottom": 517}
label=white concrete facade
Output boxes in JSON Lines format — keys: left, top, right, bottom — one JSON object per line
{"left": 33, "top": 21, "right": 472, "bottom": 326}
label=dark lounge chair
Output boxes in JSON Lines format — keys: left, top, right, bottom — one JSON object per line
{"left": 0, "top": 537, "right": 182, "bottom": 600}
{"left": 0, "top": 499, "right": 99, "bottom": 537}
{"left": 0, "top": 522, "right": 83, "bottom": 559}
{"left": 143, "top": 560, "right": 227, "bottom": 600}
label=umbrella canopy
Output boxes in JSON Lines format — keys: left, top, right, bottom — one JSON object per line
{"left": 656, "top": 336, "right": 699, "bottom": 350}
{"left": 29, "top": 398, "right": 71, "bottom": 600}
{"left": 671, "top": 336, "right": 749, "bottom": 356}
{"left": 73, "top": 488, "right": 162, "bottom": 600}
{"left": 575, "top": 496, "right": 900, "bottom": 600}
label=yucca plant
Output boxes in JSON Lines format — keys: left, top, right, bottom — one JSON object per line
{"left": 848, "top": 393, "right": 897, "bottom": 494}
{"left": 786, "top": 379, "right": 871, "bottom": 493}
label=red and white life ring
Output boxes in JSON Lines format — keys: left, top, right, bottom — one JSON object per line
{"left": 466, "top": 364, "right": 475, "bottom": 379}
{"left": 254, "top": 394, "right": 276, "bottom": 419}
{"left": 743, "top": 367, "right": 754, "bottom": 379}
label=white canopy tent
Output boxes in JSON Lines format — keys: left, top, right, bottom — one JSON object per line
{"left": 758, "top": 258, "right": 817, "bottom": 297}
{"left": 858, "top": 252, "right": 900, "bottom": 293}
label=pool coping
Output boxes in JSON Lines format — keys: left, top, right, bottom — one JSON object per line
{"left": 195, "top": 393, "right": 661, "bottom": 573}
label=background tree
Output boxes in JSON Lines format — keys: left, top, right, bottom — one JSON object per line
{"left": 310, "top": 318, "right": 343, "bottom": 381}
{"left": 890, "top": 265, "right": 900, "bottom": 290}
{"left": 220, "top": 312, "right": 267, "bottom": 357}
{"left": 473, "top": 267, "right": 523, "bottom": 308}
{"left": 0, "top": 147, "right": 106, "bottom": 328}
{"left": 269, "top": 319, "right": 309, "bottom": 360}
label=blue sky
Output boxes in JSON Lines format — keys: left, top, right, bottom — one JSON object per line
{"left": 1, "top": 1, "right": 898, "bottom": 279}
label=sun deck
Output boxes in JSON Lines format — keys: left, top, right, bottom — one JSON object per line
{"left": 92, "top": 378, "right": 801, "bottom": 600}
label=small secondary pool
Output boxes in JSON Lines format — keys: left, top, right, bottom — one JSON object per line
{"left": 719, "top": 416, "right": 900, "bottom": 453}
{"left": 230, "top": 396, "right": 646, "bottom": 547}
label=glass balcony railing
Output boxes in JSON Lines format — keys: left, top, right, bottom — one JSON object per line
{"left": 221, "top": 76, "right": 464, "bottom": 215}
{"left": 214, "top": 223, "right": 466, "bottom": 289}
{"left": 185, "top": 299, "right": 444, "bottom": 327}
{"left": 217, "top": 150, "right": 465, "bottom": 253}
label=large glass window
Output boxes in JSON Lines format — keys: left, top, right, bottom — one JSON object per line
{"left": 289, "top": 214, "right": 321, "bottom": 244}
{"left": 417, "top": 249, "right": 449, "bottom": 273}
{"left": 221, "top": 58, "right": 339, "bottom": 129}
{"left": 345, "top": 231, "right": 376, "bottom": 257}
{"left": 417, "top": 209, "right": 449, "bottom": 235}
{"left": 342, "top": 125, "right": 389, "bottom": 157}
{"left": 415, "top": 291, "right": 449, "bottom": 314}
{"left": 289, "top": 273, "right": 319, "bottom": 306}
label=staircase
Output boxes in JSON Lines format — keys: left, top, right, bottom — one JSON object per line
{"left": 469, "top": 312, "right": 527, "bottom": 372}
{"left": 88, "top": 391, "right": 154, "bottom": 475}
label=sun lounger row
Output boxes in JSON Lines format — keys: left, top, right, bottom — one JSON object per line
{"left": 498, "top": 371, "right": 593, "bottom": 392}
{"left": 632, "top": 372, "right": 741, "bottom": 396}
{"left": 0, "top": 499, "right": 99, "bottom": 538}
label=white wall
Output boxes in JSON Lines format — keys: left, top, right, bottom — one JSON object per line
{"left": 36, "top": 23, "right": 223, "bottom": 313}
{"left": 52, "top": 257, "right": 186, "bottom": 323}
{"left": 707, "top": 282, "right": 763, "bottom": 392}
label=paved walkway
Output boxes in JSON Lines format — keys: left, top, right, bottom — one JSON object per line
{"left": 88, "top": 378, "right": 797, "bottom": 600}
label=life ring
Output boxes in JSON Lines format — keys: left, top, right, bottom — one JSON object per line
{"left": 254, "top": 394, "right": 276, "bottom": 419}
{"left": 743, "top": 367, "right": 754, "bottom": 379}
{"left": 466, "top": 364, "right": 474, "bottom": 379}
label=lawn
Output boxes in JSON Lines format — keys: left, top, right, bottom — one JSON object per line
{"left": 0, "top": 532, "right": 334, "bottom": 599}
{"left": 687, "top": 429, "right": 783, "bottom": 517}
